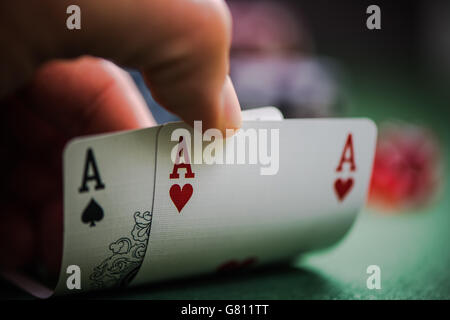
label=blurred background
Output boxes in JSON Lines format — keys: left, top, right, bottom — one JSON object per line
{"left": 133, "top": 0, "right": 449, "bottom": 212}
{"left": 124, "top": 0, "right": 450, "bottom": 299}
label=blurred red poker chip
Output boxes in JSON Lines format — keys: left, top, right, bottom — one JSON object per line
{"left": 368, "top": 121, "right": 443, "bottom": 212}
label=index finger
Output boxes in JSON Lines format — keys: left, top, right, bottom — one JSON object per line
{"left": 1, "top": 0, "right": 242, "bottom": 132}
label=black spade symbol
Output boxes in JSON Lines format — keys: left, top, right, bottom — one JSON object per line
{"left": 81, "top": 198, "right": 104, "bottom": 227}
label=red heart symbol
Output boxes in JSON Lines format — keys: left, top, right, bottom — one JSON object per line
{"left": 334, "top": 178, "right": 354, "bottom": 201}
{"left": 169, "top": 183, "right": 193, "bottom": 213}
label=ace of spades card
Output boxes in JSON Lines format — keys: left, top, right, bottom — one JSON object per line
{"left": 78, "top": 148, "right": 106, "bottom": 227}
{"left": 56, "top": 127, "right": 159, "bottom": 294}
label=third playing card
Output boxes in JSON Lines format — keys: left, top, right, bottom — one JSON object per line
{"left": 132, "top": 118, "right": 377, "bottom": 285}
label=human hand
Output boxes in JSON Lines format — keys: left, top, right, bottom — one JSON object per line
{"left": 0, "top": 0, "right": 241, "bottom": 275}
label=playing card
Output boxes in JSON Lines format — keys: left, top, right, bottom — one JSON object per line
{"left": 132, "top": 118, "right": 377, "bottom": 285}
{"left": 241, "top": 106, "right": 284, "bottom": 121}
{"left": 53, "top": 126, "right": 161, "bottom": 295}
{"left": 3, "top": 107, "right": 377, "bottom": 297}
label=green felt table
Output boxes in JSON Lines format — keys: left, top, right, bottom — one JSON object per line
{"left": 1, "top": 68, "right": 449, "bottom": 300}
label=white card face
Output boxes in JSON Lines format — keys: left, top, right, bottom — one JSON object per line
{"left": 132, "top": 118, "right": 377, "bottom": 285}
{"left": 55, "top": 126, "right": 160, "bottom": 295}
{"left": 241, "top": 106, "right": 284, "bottom": 121}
